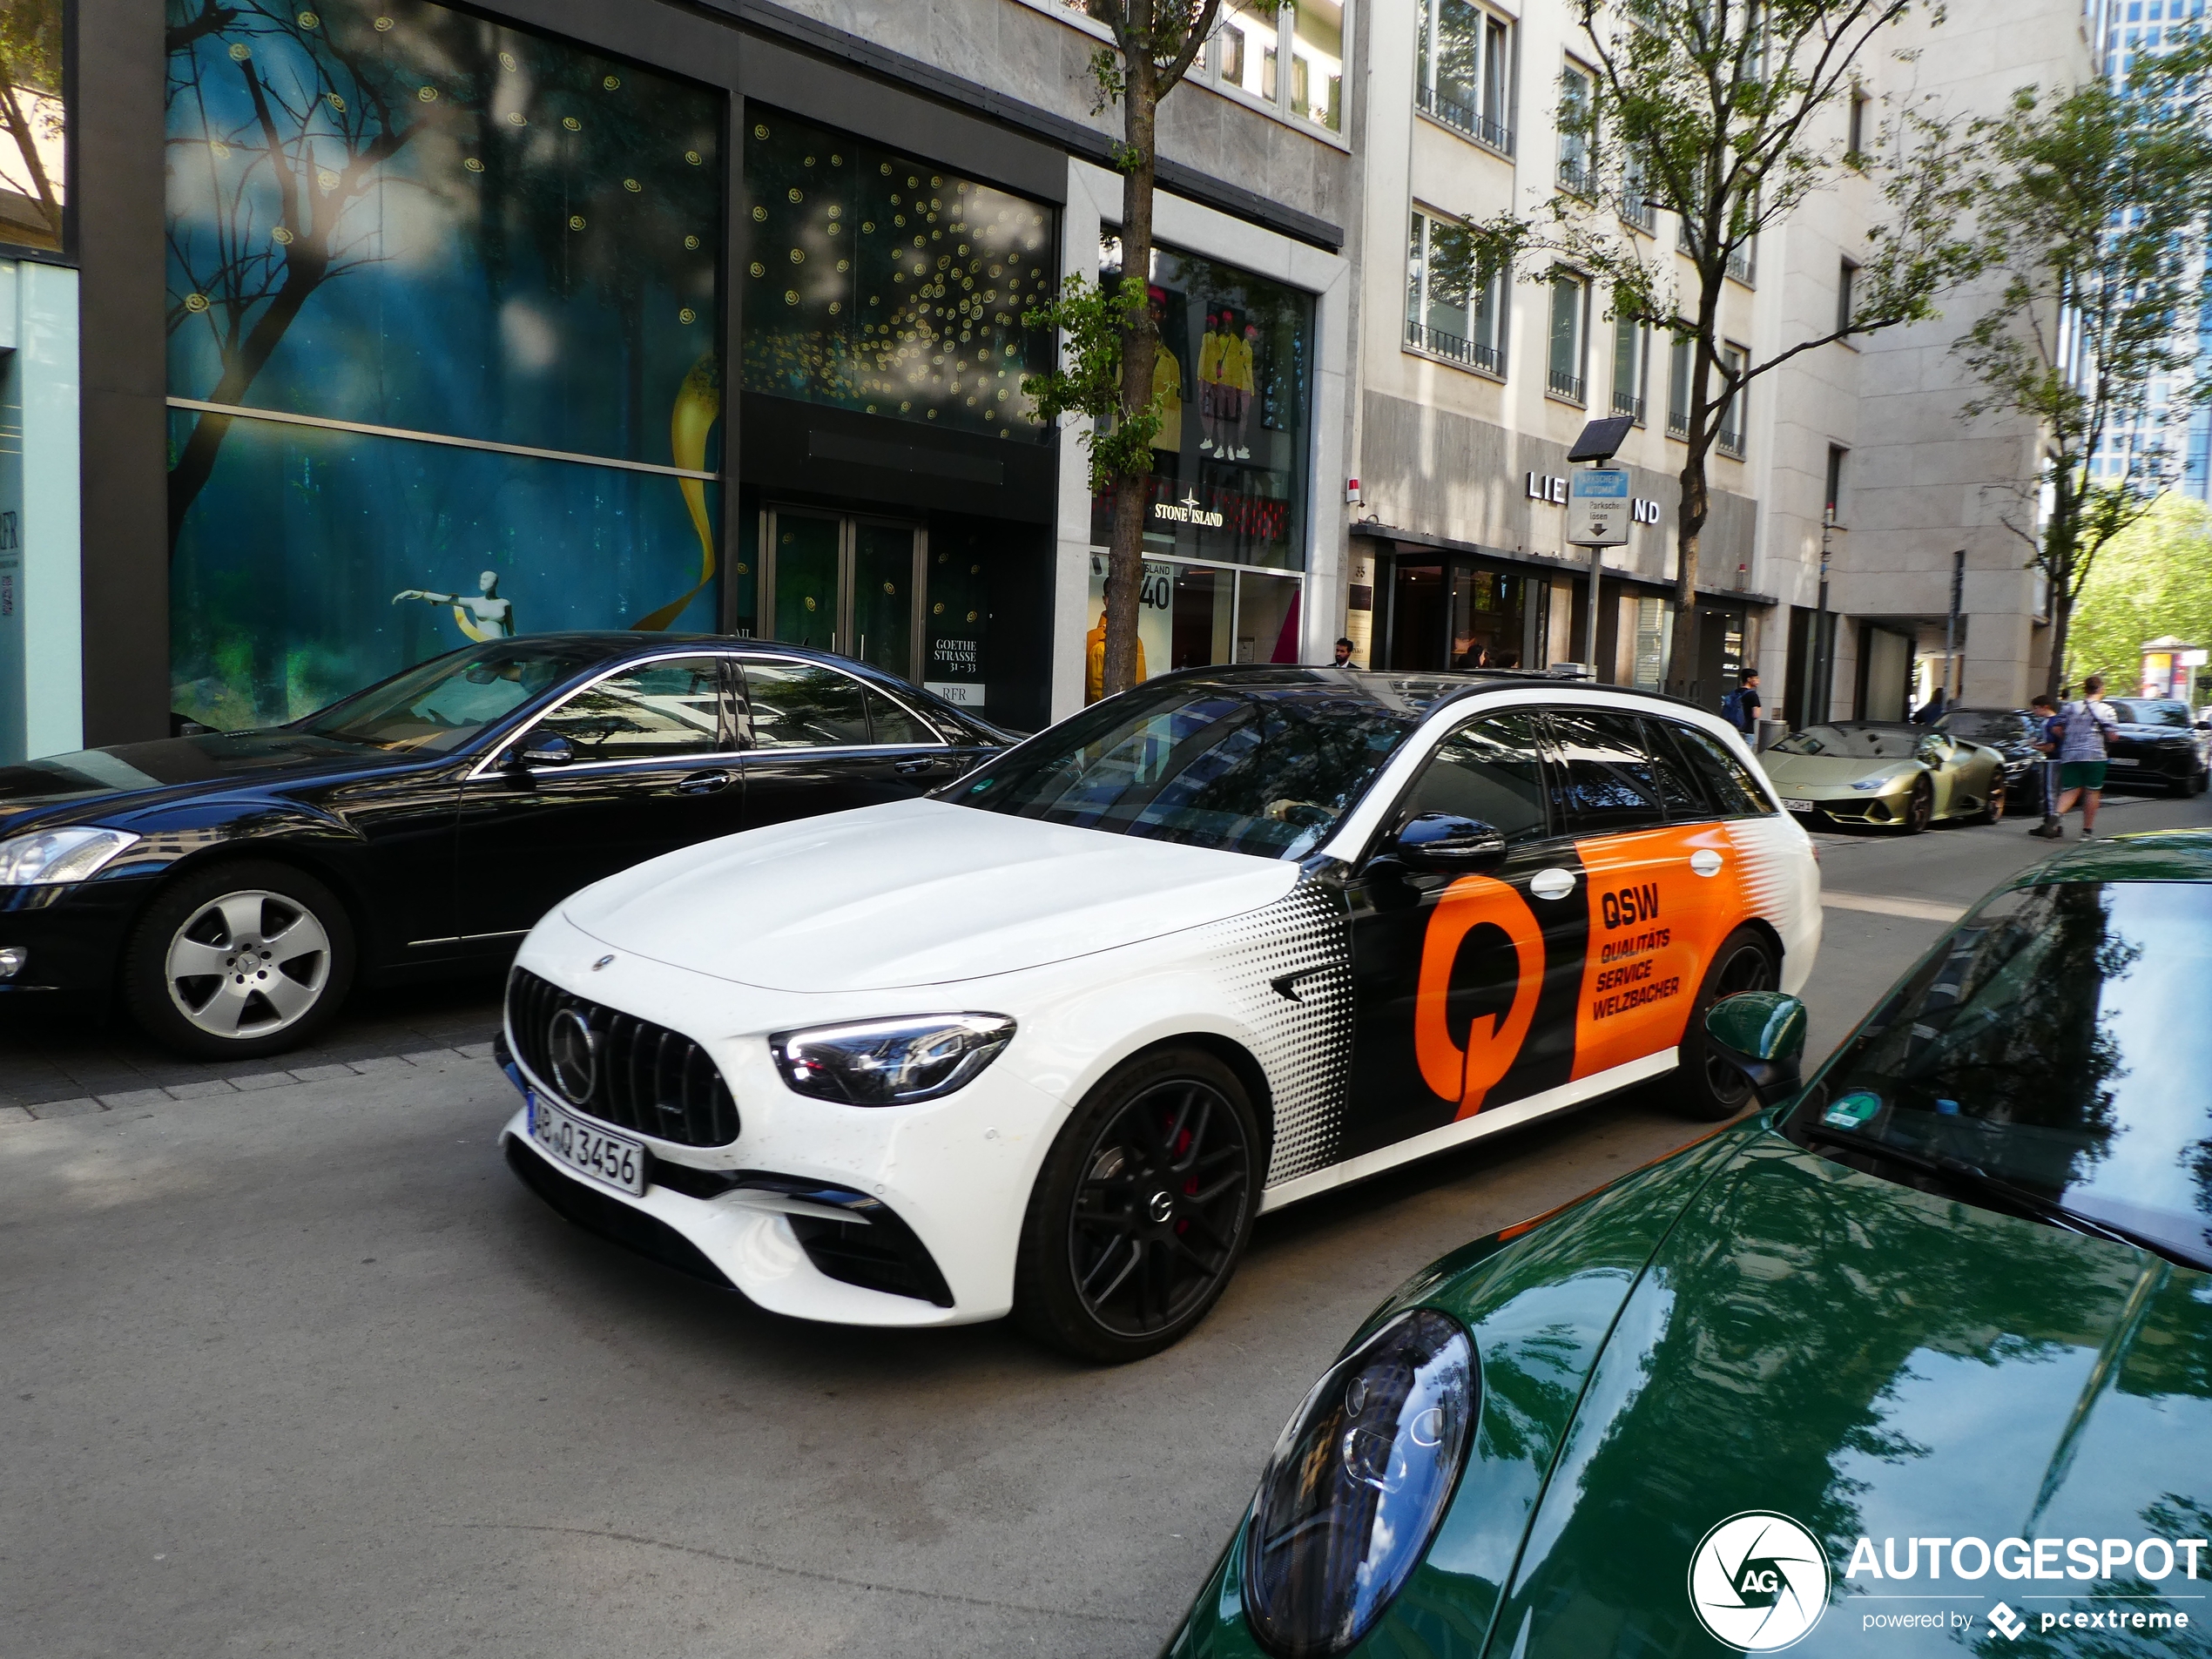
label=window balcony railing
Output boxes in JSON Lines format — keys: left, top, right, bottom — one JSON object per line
{"left": 1613, "top": 390, "right": 1647, "bottom": 424}
{"left": 1618, "top": 192, "right": 1657, "bottom": 234}
{"left": 1727, "top": 245, "right": 1757, "bottom": 285}
{"left": 1717, "top": 426, "right": 1746, "bottom": 457}
{"left": 1406, "top": 317, "right": 1504, "bottom": 376}
{"left": 1667, "top": 409, "right": 1689, "bottom": 439}
{"left": 1416, "top": 84, "right": 1515, "bottom": 156}
{"left": 1548, "top": 368, "right": 1587, "bottom": 404}
{"left": 1556, "top": 159, "right": 1595, "bottom": 198}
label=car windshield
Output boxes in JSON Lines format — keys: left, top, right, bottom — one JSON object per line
{"left": 1943, "top": 710, "right": 2030, "bottom": 744}
{"left": 1788, "top": 877, "right": 2212, "bottom": 1267}
{"left": 1769, "top": 724, "right": 1923, "bottom": 759}
{"left": 2108, "top": 699, "right": 2193, "bottom": 729}
{"left": 295, "top": 640, "right": 610, "bottom": 753}
{"left": 948, "top": 676, "right": 1418, "bottom": 859}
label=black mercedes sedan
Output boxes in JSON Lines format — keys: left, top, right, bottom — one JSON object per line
{"left": 1935, "top": 705, "right": 2045, "bottom": 803}
{"left": 0, "top": 636, "right": 1007, "bottom": 1057}
{"left": 2101, "top": 696, "right": 2212, "bottom": 795}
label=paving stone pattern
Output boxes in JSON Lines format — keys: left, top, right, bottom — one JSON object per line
{"left": 0, "top": 978, "right": 506, "bottom": 1123}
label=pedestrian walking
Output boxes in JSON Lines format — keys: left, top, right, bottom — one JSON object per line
{"left": 2023, "top": 692, "right": 2061, "bottom": 836}
{"left": 2031, "top": 675, "right": 2119, "bottom": 839}
{"left": 1721, "top": 670, "right": 1763, "bottom": 738}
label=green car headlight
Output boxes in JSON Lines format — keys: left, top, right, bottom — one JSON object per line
{"left": 1243, "top": 1308, "right": 1477, "bottom": 1656}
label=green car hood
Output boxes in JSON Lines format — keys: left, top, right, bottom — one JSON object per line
{"left": 1487, "top": 1131, "right": 2212, "bottom": 1657}
{"left": 1761, "top": 753, "right": 1916, "bottom": 790}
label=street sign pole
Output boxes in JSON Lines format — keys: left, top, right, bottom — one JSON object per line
{"left": 1568, "top": 467, "right": 1632, "bottom": 676}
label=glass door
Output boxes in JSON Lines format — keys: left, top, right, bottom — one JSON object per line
{"left": 760, "top": 509, "right": 925, "bottom": 678}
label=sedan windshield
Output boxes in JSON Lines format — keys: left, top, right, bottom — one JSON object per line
{"left": 1769, "top": 724, "right": 1922, "bottom": 759}
{"left": 295, "top": 640, "right": 610, "bottom": 753}
{"left": 1788, "top": 877, "right": 2212, "bottom": 1267}
{"left": 948, "top": 676, "right": 1418, "bottom": 859}
{"left": 1943, "top": 710, "right": 2031, "bottom": 745}
{"left": 2108, "top": 699, "right": 2193, "bottom": 729}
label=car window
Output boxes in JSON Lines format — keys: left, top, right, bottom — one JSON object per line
{"left": 864, "top": 685, "right": 938, "bottom": 746}
{"left": 1770, "top": 723, "right": 1919, "bottom": 759}
{"left": 529, "top": 656, "right": 727, "bottom": 762}
{"left": 296, "top": 639, "right": 609, "bottom": 753}
{"left": 1545, "top": 709, "right": 1666, "bottom": 835}
{"left": 1669, "top": 724, "right": 1773, "bottom": 816}
{"left": 740, "top": 661, "right": 872, "bottom": 748}
{"left": 2109, "top": 699, "right": 2192, "bottom": 729}
{"left": 1397, "top": 712, "right": 1548, "bottom": 844}
{"left": 1640, "top": 718, "right": 1710, "bottom": 819}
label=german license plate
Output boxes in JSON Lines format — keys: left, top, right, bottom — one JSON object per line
{"left": 1784, "top": 799, "right": 1817, "bottom": 814}
{"left": 529, "top": 1092, "right": 647, "bottom": 1196}
{"left": 2109, "top": 757, "right": 2139, "bottom": 767}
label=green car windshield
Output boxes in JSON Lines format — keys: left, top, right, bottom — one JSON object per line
{"left": 295, "top": 640, "right": 610, "bottom": 754}
{"left": 1789, "top": 877, "right": 2212, "bottom": 1267}
{"left": 1769, "top": 723, "right": 1924, "bottom": 759}
{"left": 948, "top": 675, "right": 1418, "bottom": 860}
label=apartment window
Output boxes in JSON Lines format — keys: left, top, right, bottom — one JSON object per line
{"left": 1825, "top": 445, "right": 1847, "bottom": 521}
{"left": 1612, "top": 312, "right": 1649, "bottom": 423}
{"left": 1418, "top": 0, "right": 1515, "bottom": 154}
{"left": 1548, "top": 273, "right": 1589, "bottom": 403}
{"left": 1847, "top": 89, "right": 1869, "bottom": 158}
{"left": 1216, "top": 2, "right": 1346, "bottom": 133}
{"left": 1558, "top": 62, "right": 1594, "bottom": 194}
{"left": 1406, "top": 210, "right": 1506, "bottom": 375}
{"left": 1717, "top": 342, "right": 1748, "bottom": 455}
{"left": 1619, "top": 152, "right": 1657, "bottom": 233}
{"left": 1837, "top": 258, "right": 1858, "bottom": 335}
{"left": 1667, "top": 330, "right": 1691, "bottom": 438}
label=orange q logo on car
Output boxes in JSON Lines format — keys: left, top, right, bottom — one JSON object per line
{"left": 1416, "top": 876, "right": 1544, "bottom": 1120}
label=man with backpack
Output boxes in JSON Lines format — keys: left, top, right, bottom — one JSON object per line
{"left": 1722, "top": 670, "right": 1763, "bottom": 740}
{"left": 2028, "top": 675, "right": 2119, "bottom": 839}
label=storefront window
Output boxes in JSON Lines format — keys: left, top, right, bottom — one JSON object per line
{"left": 0, "top": 0, "right": 63, "bottom": 253}
{"left": 740, "top": 109, "right": 1055, "bottom": 442}
{"left": 1093, "top": 237, "right": 1313, "bottom": 571}
{"left": 165, "top": 0, "right": 725, "bottom": 727}
{"left": 1085, "top": 556, "right": 1307, "bottom": 699}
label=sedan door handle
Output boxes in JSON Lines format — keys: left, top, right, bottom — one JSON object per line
{"left": 676, "top": 769, "right": 735, "bottom": 795}
{"left": 894, "top": 755, "right": 941, "bottom": 776}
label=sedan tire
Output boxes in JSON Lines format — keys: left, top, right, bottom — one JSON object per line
{"left": 123, "top": 860, "right": 357, "bottom": 1059}
{"left": 1014, "top": 1046, "right": 1259, "bottom": 1364}
{"left": 1671, "top": 927, "right": 1781, "bottom": 1122}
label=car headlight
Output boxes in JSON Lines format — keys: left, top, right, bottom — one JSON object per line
{"left": 1243, "top": 1308, "right": 1476, "bottom": 1656}
{"left": 770, "top": 1014, "right": 1015, "bottom": 1105}
{"left": 0, "top": 826, "right": 143, "bottom": 887}
{"left": 1850, "top": 777, "right": 1891, "bottom": 791}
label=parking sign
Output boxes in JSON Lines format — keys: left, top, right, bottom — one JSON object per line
{"left": 1568, "top": 469, "right": 1631, "bottom": 547}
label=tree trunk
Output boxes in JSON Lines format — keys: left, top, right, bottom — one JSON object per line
{"left": 1100, "top": 57, "right": 1162, "bottom": 699}
{"left": 1664, "top": 325, "right": 1721, "bottom": 705}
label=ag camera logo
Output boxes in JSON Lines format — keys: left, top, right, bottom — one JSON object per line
{"left": 1689, "top": 1511, "right": 1831, "bottom": 1651}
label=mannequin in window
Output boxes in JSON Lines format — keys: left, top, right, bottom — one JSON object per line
{"left": 1228, "top": 322, "right": 1260, "bottom": 460}
{"left": 1148, "top": 286, "right": 1184, "bottom": 457}
{"left": 1197, "top": 309, "right": 1229, "bottom": 452}
{"left": 393, "top": 570, "right": 515, "bottom": 641}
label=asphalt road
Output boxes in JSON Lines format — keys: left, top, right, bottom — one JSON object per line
{"left": 6, "top": 791, "right": 2207, "bottom": 1659}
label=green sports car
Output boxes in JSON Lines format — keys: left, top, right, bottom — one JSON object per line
{"left": 1759, "top": 722, "right": 2008, "bottom": 832}
{"left": 1163, "top": 831, "right": 2212, "bottom": 1658}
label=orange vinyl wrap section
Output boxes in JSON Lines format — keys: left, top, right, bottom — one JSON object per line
{"left": 1414, "top": 873, "right": 1547, "bottom": 1121}
{"left": 1570, "top": 824, "right": 1749, "bottom": 1080}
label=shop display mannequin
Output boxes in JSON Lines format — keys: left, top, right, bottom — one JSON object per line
{"left": 392, "top": 570, "right": 516, "bottom": 640}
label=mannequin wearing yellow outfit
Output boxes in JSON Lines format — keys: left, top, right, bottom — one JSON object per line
{"left": 1197, "top": 310, "right": 1229, "bottom": 452}
{"left": 1226, "top": 323, "right": 1258, "bottom": 459}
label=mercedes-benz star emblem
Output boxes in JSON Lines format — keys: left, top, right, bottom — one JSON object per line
{"left": 1149, "top": 1190, "right": 1176, "bottom": 1224}
{"left": 547, "top": 1008, "right": 598, "bottom": 1106}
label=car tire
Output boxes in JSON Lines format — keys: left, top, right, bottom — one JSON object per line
{"left": 1670, "top": 926, "right": 1781, "bottom": 1122}
{"left": 1900, "top": 775, "right": 1934, "bottom": 834}
{"left": 1976, "top": 782, "right": 2007, "bottom": 825}
{"left": 1013, "top": 1046, "right": 1260, "bottom": 1364}
{"left": 122, "top": 860, "right": 357, "bottom": 1059}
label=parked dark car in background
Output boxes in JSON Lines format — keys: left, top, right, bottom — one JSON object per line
{"left": 0, "top": 636, "right": 1007, "bottom": 1057}
{"left": 2100, "top": 697, "right": 2211, "bottom": 796}
{"left": 1934, "top": 705, "right": 2045, "bottom": 805}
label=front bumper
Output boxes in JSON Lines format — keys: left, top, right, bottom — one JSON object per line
{"left": 0, "top": 874, "right": 156, "bottom": 993}
{"left": 2104, "top": 744, "right": 2201, "bottom": 788}
{"left": 1774, "top": 785, "right": 1911, "bottom": 826}
{"left": 492, "top": 913, "right": 1067, "bottom": 1327}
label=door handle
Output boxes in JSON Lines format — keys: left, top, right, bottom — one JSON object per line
{"left": 1690, "top": 848, "right": 1724, "bottom": 877}
{"left": 1530, "top": 867, "right": 1576, "bottom": 901}
{"left": 676, "top": 769, "right": 735, "bottom": 794}
{"left": 894, "top": 756, "right": 941, "bottom": 776}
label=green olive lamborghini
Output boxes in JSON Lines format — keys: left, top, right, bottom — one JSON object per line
{"left": 1162, "top": 830, "right": 2212, "bottom": 1658}
{"left": 1758, "top": 721, "right": 2008, "bottom": 833}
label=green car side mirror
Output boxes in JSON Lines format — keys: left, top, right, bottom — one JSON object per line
{"left": 1704, "top": 991, "right": 1809, "bottom": 1108}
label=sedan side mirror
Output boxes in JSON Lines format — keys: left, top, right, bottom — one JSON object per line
{"left": 513, "top": 732, "right": 574, "bottom": 768}
{"left": 1703, "top": 991, "right": 1809, "bottom": 1108}
{"left": 1389, "top": 813, "right": 1507, "bottom": 871}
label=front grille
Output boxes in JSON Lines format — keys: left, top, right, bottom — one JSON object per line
{"left": 506, "top": 967, "right": 740, "bottom": 1148}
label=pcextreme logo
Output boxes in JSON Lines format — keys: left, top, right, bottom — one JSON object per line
{"left": 1688, "top": 1511, "right": 1831, "bottom": 1651}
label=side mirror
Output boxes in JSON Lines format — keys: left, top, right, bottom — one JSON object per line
{"left": 514, "top": 732, "right": 574, "bottom": 768}
{"left": 1703, "top": 991, "right": 1809, "bottom": 1108}
{"left": 1389, "top": 813, "right": 1507, "bottom": 871}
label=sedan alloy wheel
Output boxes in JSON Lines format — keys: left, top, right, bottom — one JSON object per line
{"left": 165, "top": 889, "right": 332, "bottom": 1038}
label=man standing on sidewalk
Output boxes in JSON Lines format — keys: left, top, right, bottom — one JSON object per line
{"left": 1723, "top": 670, "right": 1762, "bottom": 738}
{"left": 2032, "top": 676, "right": 2119, "bottom": 839}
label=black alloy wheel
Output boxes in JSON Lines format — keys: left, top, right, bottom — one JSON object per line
{"left": 1900, "top": 774, "right": 1935, "bottom": 834}
{"left": 1976, "top": 779, "right": 2008, "bottom": 824}
{"left": 1671, "top": 926, "right": 1781, "bottom": 1122}
{"left": 1015, "top": 1047, "right": 1258, "bottom": 1363}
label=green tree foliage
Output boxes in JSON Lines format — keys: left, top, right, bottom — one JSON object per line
{"left": 1023, "top": 1, "right": 1219, "bottom": 700}
{"left": 0, "top": 0, "right": 64, "bottom": 249}
{"left": 1467, "top": 0, "right": 1979, "bottom": 697}
{"left": 2060, "top": 494, "right": 2212, "bottom": 692}
{"left": 1950, "top": 56, "right": 2212, "bottom": 700}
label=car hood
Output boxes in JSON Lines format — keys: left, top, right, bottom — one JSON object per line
{"left": 1488, "top": 1131, "right": 2212, "bottom": 1657}
{"left": 0, "top": 732, "right": 418, "bottom": 832}
{"left": 559, "top": 795, "right": 1304, "bottom": 993}
{"left": 1760, "top": 753, "right": 1917, "bottom": 789}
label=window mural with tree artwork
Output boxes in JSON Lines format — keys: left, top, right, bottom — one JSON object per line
{"left": 0, "top": 0, "right": 64, "bottom": 253}
{"left": 165, "top": 0, "right": 724, "bottom": 729}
